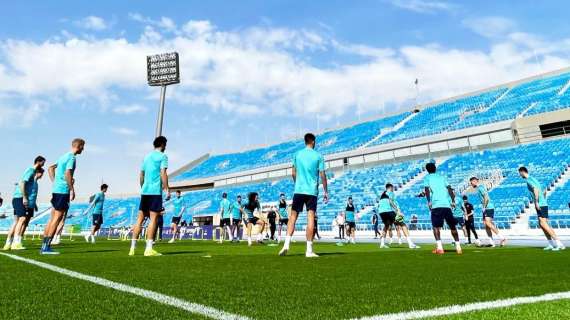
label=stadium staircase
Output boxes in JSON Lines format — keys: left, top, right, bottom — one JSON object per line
{"left": 559, "top": 79, "right": 570, "bottom": 96}
{"left": 360, "top": 111, "right": 419, "bottom": 149}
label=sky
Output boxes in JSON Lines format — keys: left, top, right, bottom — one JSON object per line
{"left": 1, "top": 0, "right": 570, "bottom": 202}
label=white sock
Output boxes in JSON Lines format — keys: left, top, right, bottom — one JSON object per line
{"left": 130, "top": 239, "right": 137, "bottom": 250}
{"left": 14, "top": 235, "right": 21, "bottom": 244}
{"left": 306, "top": 241, "right": 313, "bottom": 253}
{"left": 548, "top": 240, "right": 556, "bottom": 247}
{"left": 436, "top": 240, "right": 443, "bottom": 250}
{"left": 284, "top": 236, "right": 291, "bottom": 249}
{"left": 146, "top": 240, "right": 153, "bottom": 251}
{"left": 227, "top": 227, "right": 233, "bottom": 240}
{"left": 380, "top": 237, "right": 385, "bottom": 246}
{"left": 257, "top": 233, "right": 263, "bottom": 241}
{"left": 5, "top": 236, "right": 12, "bottom": 245}
{"left": 497, "top": 234, "right": 504, "bottom": 240}
{"left": 555, "top": 239, "right": 564, "bottom": 247}
{"left": 407, "top": 237, "right": 414, "bottom": 246}
{"left": 455, "top": 241, "right": 462, "bottom": 250}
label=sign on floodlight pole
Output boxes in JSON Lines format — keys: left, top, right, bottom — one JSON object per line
{"left": 147, "top": 52, "right": 180, "bottom": 137}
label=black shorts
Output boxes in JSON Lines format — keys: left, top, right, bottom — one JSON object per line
{"left": 12, "top": 198, "right": 27, "bottom": 217}
{"left": 482, "top": 209, "right": 495, "bottom": 219}
{"left": 92, "top": 214, "right": 103, "bottom": 226}
{"left": 248, "top": 217, "right": 259, "bottom": 225}
{"left": 220, "top": 218, "right": 231, "bottom": 227}
{"left": 139, "top": 195, "right": 163, "bottom": 213}
{"left": 291, "top": 194, "right": 318, "bottom": 213}
{"left": 380, "top": 212, "right": 396, "bottom": 225}
{"left": 346, "top": 221, "right": 356, "bottom": 229}
{"left": 454, "top": 216, "right": 465, "bottom": 227}
{"left": 232, "top": 218, "right": 241, "bottom": 226}
{"left": 430, "top": 207, "right": 456, "bottom": 228}
{"left": 25, "top": 207, "right": 35, "bottom": 218}
{"left": 537, "top": 206, "right": 549, "bottom": 219}
{"left": 279, "top": 218, "right": 289, "bottom": 226}
{"left": 171, "top": 216, "right": 181, "bottom": 225}
{"left": 51, "top": 193, "right": 70, "bottom": 211}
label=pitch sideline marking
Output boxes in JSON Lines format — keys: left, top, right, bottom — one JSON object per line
{"left": 0, "top": 252, "right": 251, "bottom": 320}
{"left": 351, "top": 291, "right": 570, "bottom": 320}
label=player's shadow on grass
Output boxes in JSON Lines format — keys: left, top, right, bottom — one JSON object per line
{"left": 317, "top": 252, "right": 347, "bottom": 256}
{"left": 75, "top": 249, "right": 121, "bottom": 254}
{"left": 162, "top": 251, "right": 204, "bottom": 256}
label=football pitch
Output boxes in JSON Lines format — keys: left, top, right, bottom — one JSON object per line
{"left": 1, "top": 238, "right": 569, "bottom": 320}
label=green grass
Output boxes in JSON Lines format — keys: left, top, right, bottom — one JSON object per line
{"left": 1, "top": 237, "right": 569, "bottom": 320}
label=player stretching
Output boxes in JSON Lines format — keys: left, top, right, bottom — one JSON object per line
{"left": 218, "top": 192, "right": 233, "bottom": 243}
{"left": 279, "top": 133, "right": 329, "bottom": 258}
{"left": 388, "top": 184, "right": 419, "bottom": 249}
{"left": 230, "top": 195, "right": 243, "bottom": 242}
{"left": 168, "top": 190, "right": 185, "bottom": 243}
{"left": 277, "top": 193, "right": 289, "bottom": 242}
{"left": 469, "top": 177, "right": 506, "bottom": 247}
{"left": 129, "top": 136, "right": 170, "bottom": 256}
{"left": 4, "top": 157, "right": 46, "bottom": 251}
{"left": 344, "top": 196, "right": 357, "bottom": 244}
{"left": 423, "top": 163, "right": 462, "bottom": 255}
{"left": 519, "top": 167, "right": 565, "bottom": 250}
{"left": 85, "top": 184, "right": 108, "bottom": 244}
{"left": 240, "top": 192, "right": 265, "bottom": 246}
{"left": 41, "top": 139, "right": 85, "bottom": 255}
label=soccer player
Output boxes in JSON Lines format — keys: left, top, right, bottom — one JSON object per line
{"left": 387, "top": 184, "right": 419, "bottom": 249}
{"left": 279, "top": 133, "right": 329, "bottom": 258}
{"left": 377, "top": 189, "right": 395, "bottom": 249}
{"left": 85, "top": 184, "right": 108, "bottom": 244}
{"left": 452, "top": 196, "right": 468, "bottom": 243}
{"left": 519, "top": 167, "right": 565, "bottom": 250}
{"left": 168, "top": 190, "right": 185, "bottom": 243}
{"left": 240, "top": 192, "right": 265, "bottom": 246}
{"left": 230, "top": 195, "right": 243, "bottom": 242}
{"left": 129, "top": 136, "right": 170, "bottom": 256}
{"left": 267, "top": 206, "right": 277, "bottom": 241}
{"left": 345, "top": 196, "right": 357, "bottom": 244}
{"left": 41, "top": 139, "right": 85, "bottom": 255}
{"left": 4, "top": 157, "right": 46, "bottom": 250}
{"left": 18, "top": 169, "right": 44, "bottom": 244}
{"left": 218, "top": 192, "right": 233, "bottom": 243}
{"left": 468, "top": 177, "right": 506, "bottom": 247}
{"left": 371, "top": 210, "right": 380, "bottom": 239}
{"left": 277, "top": 193, "right": 289, "bottom": 242}
{"left": 423, "top": 162, "right": 462, "bottom": 255}
{"left": 462, "top": 195, "right": 480, "bottom": 246}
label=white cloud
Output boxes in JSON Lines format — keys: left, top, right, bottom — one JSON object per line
{"left": 75, "top": 16, "right": 108, "bottom": 31}
{"left": 111, "top": 127, "right": 138, "bottom": 136}
{"left": 462, "top": 16, "right": 516, "bottom": 39}
{"left": 0, "top": 101, "right": 47, "bottom": 128}
{"left": 389, "top": 0, "right": 455, "bottom": 14}
{"left": 113, "top": 104, "right": 148, "bottom": 115}
{"left": 0, "top": 19, "right": 569, "bottom": 124}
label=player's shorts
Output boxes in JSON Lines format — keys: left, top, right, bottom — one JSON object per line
{"left": 248, "top": 217, "right": 259, "bottom": 225}
{"left": 536, "top": 206, "right": 549, "bottom": 219}
{"left": 454, "top": 216, "right": 465, "bottom": 227}
{"left": 139, "top": 195, "right": 163, "bottom": 213}
{"left": 430, "top": 207, "right": 455, "bottom": 228}
{"left": 92, "top": 214, "right": 103, "bottom": 226}
{"left": 25, "top": 206, "right": 35, "bottom": 218}
{"left": 171, "top": 216, "right": 181, "bottom": 225}
{"left": 380, "top": 212, "right": 396, "bottom": 225}
{"left": 292, "top": 194, "right": 318, "bottom": 213}
{"left": 220, "top": 218, "right": 231, "bottom": 227}
{"left": 482, "top": 209, "right": 495, "bottom": 219}
{"left": 51, "top": 193, "right": 71, "bottom": 211}
{"left": 12, "top": 198, "right": 27, "bottom": 217}
{"left": 232, "top": 217, "right": 241, "bottom": 225}
{"left": 279, "top": 218, "right": 289, "bottom": 226}
{"left": 346, "top": 221, "right": 356, "bottom": 229}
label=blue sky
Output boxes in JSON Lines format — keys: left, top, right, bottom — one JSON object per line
{"left": 1, "top": 0, "right": 570, "bottom": 201}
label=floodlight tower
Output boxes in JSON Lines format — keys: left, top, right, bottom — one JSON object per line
{"left": 146, "top": 52, "right": 180, "bottom": 137}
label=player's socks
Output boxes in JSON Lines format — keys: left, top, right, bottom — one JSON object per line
{"left": 555, "top": 239, "right": 565, "bottom": 249}
{"left": 436, "top": 240, "right": 443, "bottom": 251}
{"left": 380, "top": 237, "right": 385, "bottom": 247}
{"left": 283, "top": 236, "right": 291, "bottom": 250}
{"left": 40, "top": 237, "right": 52, "bottom": 252}
{"left": 130, "top": 239, "right": 137, "bottom": 250}
{"left": 247, "top": 236, "right": 252, "bottom": 246}
{"left": 14, "top": 235, "right": 21, "bottom": 245}
{"left": 455, "top": 241, "right": 462, "bottom": 254}
{"left": 145, "top": 240, "right": 153, "bottom": 251}
{"left": 306, "top": 241, "right": 313, "bottom": 254}
{"left": 84, "top": 234, "right": 90, "bottom": 243}
{"left": 3, "top": 236, "right": 12, "bottom": 250}
{"left": 398, "top": 237, "right": 403, "bottom": 245}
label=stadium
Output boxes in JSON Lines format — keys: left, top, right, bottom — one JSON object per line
{"left": 2, "top": 2, "right": 570, "bottom": 320}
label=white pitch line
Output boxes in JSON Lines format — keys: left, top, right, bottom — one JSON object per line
{"left": 351, "top": 291, "right": 570, "bottom": 320}
{"left": 0, "top": 252, "right": 251, "bottom": 320}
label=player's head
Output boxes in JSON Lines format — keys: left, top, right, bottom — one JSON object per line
{"left": 304, "top": 133, "right": 316, "bottom": 148}
{"left": 280, "top": 193, "right": 285, "bottom": 200}
{"left": 518, "top": 166, "right": 529, "bottom": 178}
{"left": 72, "top": 138, "right": 86, "bottom": 155}
{"left": 426, "top": 162, "right": 437, "bottom": 174}
{"left": 34, "top": 155, "right": 46, "bottom": 168}
{"left": 462, "top": 195, "right": 468, "bottom": 201}
{"left": 469, "top": 176, "right": 479, "bottom": 187}
{"left": 153, "top": 136, "right": 168, "bottom": 152}
{"left": 237, "top": 195, "right": 242, "bottom": 202}
{"left": 347, "top": 196, "right": 353, "bottom": 204}
{"left": 385, "top": 183, "right": 393, "bottom": 191}
{"left": 222, "top": 192, "right": 227, "bottom": 199}
{"left": 101, "top": 184, "right": 108, "bottom": 192}
{"left": 176, "top": 190, "right": 181, "bottom": 197}
{"left": 248, "top": 192, "right": 258, "bottom": 203}
{"left": 35, "top": 168, "right": 44, "bottom": 180}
